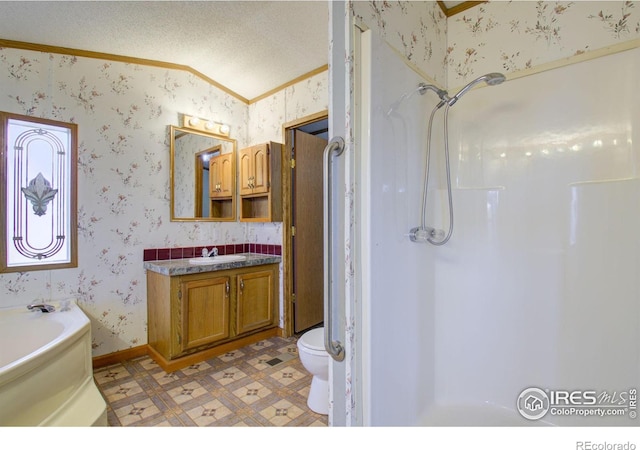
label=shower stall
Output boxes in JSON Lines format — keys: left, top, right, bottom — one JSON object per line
{"left": 328, "top": 23, "right": 639, "bottom": 427}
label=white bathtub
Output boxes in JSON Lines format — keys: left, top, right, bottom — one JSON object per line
{"left": 0, "top": 299, "right": 107, "bottom": 426}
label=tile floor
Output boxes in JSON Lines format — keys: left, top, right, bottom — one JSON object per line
{"left": 93, "top": 335, "right": 328, "bottom": 427}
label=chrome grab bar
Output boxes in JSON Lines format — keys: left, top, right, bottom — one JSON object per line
{"left": 323, "top": 136, "right": 346, "bottom": 362}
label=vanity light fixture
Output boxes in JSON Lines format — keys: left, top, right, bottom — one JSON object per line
{"left": 182, "top": 114, "right": 230, "bottom": 137}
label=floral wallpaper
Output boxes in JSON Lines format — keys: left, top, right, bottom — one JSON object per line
{"left": 248, "top": 71, "right": 329, "bottom": 144}
{"left": 447, "top": 1, "right": 640, "bottom": 87}
{"left": 0, "top": 46, "right": 328, "bottom": 357}
{"left": 352, "top": 1, "right": 448, "bottom": 83}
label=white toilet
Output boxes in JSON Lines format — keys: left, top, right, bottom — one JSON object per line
{"left": 297, "top": 327, "right": 329, "bottom": 415}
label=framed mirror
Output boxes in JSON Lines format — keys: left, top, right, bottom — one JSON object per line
{"left": 170, "top": 125, "right": 236, "bottom": 221}
{"left": 0, "top": 111, "right": 78, "bottom": 272}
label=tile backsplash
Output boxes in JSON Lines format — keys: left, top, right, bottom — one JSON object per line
{"left": 143, "top": 243, "right": 282, "bottom": 262}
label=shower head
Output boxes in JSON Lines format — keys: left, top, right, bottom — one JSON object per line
{"left": 447, "top": 72, "right": 506, "bottom": 106}
{"left": 484, "top": 72, "right": 507, "bottom": 85}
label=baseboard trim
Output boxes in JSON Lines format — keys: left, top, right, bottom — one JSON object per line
{"left": 92, "top": 345, "right": 150, "bottom": 369}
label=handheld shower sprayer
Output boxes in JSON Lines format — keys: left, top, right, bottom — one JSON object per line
{"left": 447, "top": 72, "right": 506, "bottom": 106}
{"left": 411, "top": 72, "right": 506, "bottom": 246}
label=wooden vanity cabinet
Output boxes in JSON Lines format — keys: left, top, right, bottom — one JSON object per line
{"left": 238, "top": 142, "right": 282, "bottom": 222}
{"left": 147, "top": 263, "right": 279, "bottom": 371}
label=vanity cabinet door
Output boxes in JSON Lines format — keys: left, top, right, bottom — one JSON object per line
{"left": 209, "top": 153, "right": 234, "bottom": 198}
{"left": 179, "top": 275, "right": 230, "bottom": 353}
{"left": 236, "top": 268, "right": 276, "bottom": 335}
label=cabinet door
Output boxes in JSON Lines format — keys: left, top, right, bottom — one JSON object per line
{"left": 238, "top": 147, "right": 254, "bottom": 195}
{"left": 236, "top": 269, "right": 275, "bottom": 335}
{"left": 209, "top": 155, "right": 222, "bottom": 198}
{"left": 180, "top": 276, "right": 230, "bottom": 353}
{"left": 251, "top": 144, "right": 269, "bottom": 194}
{"left": 209, "top": 153, "right": 234, "bottom": 199}
{"left": 218, "top": 153, "right": 234, "bottom": 197}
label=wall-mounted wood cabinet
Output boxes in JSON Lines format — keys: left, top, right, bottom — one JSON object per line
{"left": 147, "top": 263, "right": 279, "bottom": 371}
{"left": 208, "top": 152, "right": 235, "bottom": 221}
{"left": 238, "top": 142, "right": 282, "bottom": 222}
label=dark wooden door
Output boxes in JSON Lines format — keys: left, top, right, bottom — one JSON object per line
{"left": 292, "top": 130, "right": 327, "bottom": 332}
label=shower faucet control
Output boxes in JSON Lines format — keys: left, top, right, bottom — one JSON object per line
{"left": 408, "top": 227, "right": 446, "bottom": 244}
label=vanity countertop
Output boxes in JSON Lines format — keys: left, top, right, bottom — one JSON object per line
{"left": 144, "top": 253, "right": 281, "bottom": 276}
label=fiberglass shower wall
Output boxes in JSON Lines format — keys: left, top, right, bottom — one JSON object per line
{"left": 360, "top": 29, "right": 439, "bottom": 426}
{"left": 361, "top": 31, "right": 639, "bottom": 425}
{"left": 434, "top": 47, "right": 640, "bottom": 425}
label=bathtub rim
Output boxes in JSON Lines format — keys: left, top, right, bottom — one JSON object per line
{"left": 0, "top": 299, "right": 89, "bottom": 385}
{"left": 0, "top": 297, "right": 107, "bottom": 426}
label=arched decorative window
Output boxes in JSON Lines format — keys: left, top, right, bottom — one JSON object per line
{"left": 1, "top": 112, "right": 77, "bottom": 272}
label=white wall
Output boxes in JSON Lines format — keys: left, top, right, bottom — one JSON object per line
{"left": 364, "top": 31, "right": 438, "bottom": 425}
{"left": 437, "top": 47, "right": 640, "bottom": 425}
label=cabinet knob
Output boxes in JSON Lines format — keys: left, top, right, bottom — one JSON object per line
{"left": 240, "top": 280, "right": 244, "bottom": 290}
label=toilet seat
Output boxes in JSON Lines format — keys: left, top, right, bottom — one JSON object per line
{"left": 298, "top": 328, "right": 326, "bottom": 354}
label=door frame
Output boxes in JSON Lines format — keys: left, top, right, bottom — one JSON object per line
{"left": 281, "top": 110, "right": 328, "bottom": 337}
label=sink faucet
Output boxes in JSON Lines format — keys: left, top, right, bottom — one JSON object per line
{"left": 27, "top": 303, "right": 55, "bottom": 313}
{"left": 201, "top": 247, "right": 218, "bottom": 257}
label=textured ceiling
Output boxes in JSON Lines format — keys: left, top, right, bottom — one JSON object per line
{"left": 0, "top": 1, "right": 329, "bottom": 101}
{"left": 0, "top": 1, "right": 474, "bottom": 101}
